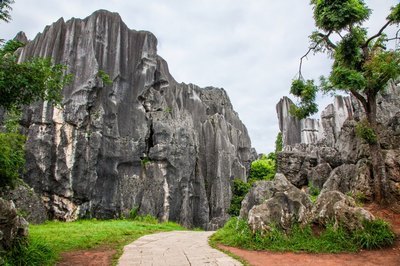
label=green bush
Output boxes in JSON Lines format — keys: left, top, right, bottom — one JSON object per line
{"left": 228, "top": 179, "right": 251, "bottom": 216}
{"left": 211, "top": 217, "right": 395, "bottom": 253}
{"left": 248, "top": 154, "right": 276, "bottom": 182}
{"left": 0, "top": 132, "right": 26, "bottom": 187}
{"left": 355, "top": 120, "right": 377, "bottom": 144}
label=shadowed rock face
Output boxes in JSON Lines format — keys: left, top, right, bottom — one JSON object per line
{"left": 18, "top": 10, "right": 254, "bottom": 229}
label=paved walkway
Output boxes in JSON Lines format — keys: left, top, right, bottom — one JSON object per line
{"left": 118, "top": 231, "right": 242, "bottom": 266}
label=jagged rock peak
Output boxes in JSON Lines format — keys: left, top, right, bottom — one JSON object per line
{"left": 19, "top": 10, "right": 255, "bottom": 229}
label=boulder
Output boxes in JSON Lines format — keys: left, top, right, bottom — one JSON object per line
{"left": 0, "top": 184, "right": 47, "bottom": 224}
{"left": 321, "top": 161, "right": 373, "bottom": 201}
{"left": 308, "top": 163, "right": 332, "bottom": 190}
{"left": 277, "top": 151, "right": 318, "bottom": 188}
{"left": 312, "top": 191, "right": 374, "bottom": 231}
{"left": 245, "top": 174, "right": 312, "bottom": 232}
{"left": 239, "top": 181, "right": 275, "bottom": 219}
{"left": 0, "top": 198, "right": 29, "bottom": 252}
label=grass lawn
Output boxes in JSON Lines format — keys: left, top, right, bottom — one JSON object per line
{"left": 4, "top": 217, "right": 185, "bottom": 265}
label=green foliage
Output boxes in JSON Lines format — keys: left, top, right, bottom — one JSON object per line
{"left": 289, "top": 79, "right": 318, "bottom": 119}
{"left": 141, "top": 157, "right": 151, "bottom": 166}
{"left": 308, "top": 181, "right": 320, "bottom": 203}
{"left": 311, "top": 0, "right": 370, "bottom": 32}
{"left": 293, "top": 1, "right": 400, "bottom": 126}
{"left": 129, "top": 206, "right": 139, "bottom": 220}
{"left": 352, "top": 219, "right": 395, "bottom": 249}
{"left": 355, "top": 120, "right": 377, "bottom": 144}
{"left": 228, "top": 179, "right": 251, "bottom": 216}
{"left": 249, "top": 154, "right": 276, "bottom": 182}
{"left": 211, "top": 217, "right": 395, "bottom": 253}
{"left": 334, "top": 27, "right": 366, "bottom": 69}
{"left": 275, "top": 132, "right": 283, "bottom": 153}
{"left": 0, "top": 132, "right": 26, "bottom": 187}
{"left": 388, "top": 3, "right": 400, "bottom": 23}
{"left": 133, "top": 214, "right": 159, "bottom": 224}
{"left": 0, "top": 0, "right": 14, "bottom": 23}
{"left": 2, "top": 238, "right": 57, "bottom": 266}
{"left": 97, "top": 69, "right": 113, "bottom": 85}
{"left": 0, "top": 40, "right": 71, "bottom": 111}
{"left": 27, "top": 219, "right": 185, "bottom": 265}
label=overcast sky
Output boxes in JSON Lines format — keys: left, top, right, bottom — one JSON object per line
{"left": 1, "top": 0, "right": 398, "bottom": 153}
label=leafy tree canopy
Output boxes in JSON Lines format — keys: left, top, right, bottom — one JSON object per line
{"left": 291, "top": 1, "right": 400, "bottom": 118}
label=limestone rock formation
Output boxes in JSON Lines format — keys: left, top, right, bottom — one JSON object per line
{"left": 0, "top": 185, "right": 48, "bottom": 224}
{"left": 312, "top": 191, "right": 374, "bottom": 231}
{"left": 0, "top": 198, "right": 29, "bottom": 252}
{"left": 242, "top": 174, "right": 313, "bottom": 232}
{"left": 18, "top": 10, "right": 254, "bottom": 229}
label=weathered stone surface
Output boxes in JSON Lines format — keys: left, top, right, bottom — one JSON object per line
{"left": 385, "top": 149, "right": 400, "bottom": 211}
{"left": 239, "top": 181, "right": 275, "bottom": 219}
{"left": 312, "top": 191, "right": 374, "bottom": 231}
{"left": 321, "top": 161, "right": 372, "bottom": 200}
{"left": 18, "top": 10, "right": 254, "bottom": 229}
{"left": 0, "top": 184, "right": 47, "bottom": 224}
{"left": 247, "top": 174, "right": 312, "bottom": 232}
{"left": 277, "top": 151, "right": 318, "bottom": 188}
{"left": 276, "top": 97, "right": 301, "bottom": 146}
{"left": 0, "top": 198, "right": 29, "bottom": 251}
{"left": 308, "top": 163, "right": 332, "bottom": 190}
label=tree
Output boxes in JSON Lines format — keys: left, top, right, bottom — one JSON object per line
{"left": 0, "top": 1, "right": 70, "bottom": 187}
{"left": 0, "top": 0, "right": 13, "bottom": 23}
{"left": 291, "top": 0, "right": 400, "bottom": 204}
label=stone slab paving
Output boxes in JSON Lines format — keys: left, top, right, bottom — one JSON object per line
{"left": 118, "top": 231, "right": 242, "bottom": 266}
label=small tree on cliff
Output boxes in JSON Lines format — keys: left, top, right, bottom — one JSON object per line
{"left": 291, "top": 0, "right": 400, "bottom": 203}
{"left": 0, "top": 1, "right": 70, "bottom": 187}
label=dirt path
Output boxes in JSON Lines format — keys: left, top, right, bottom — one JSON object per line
{"left": 57, "top": 204, "right": 399, "bottom": 266}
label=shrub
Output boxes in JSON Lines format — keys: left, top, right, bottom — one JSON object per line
{"left": 248, "top": 154, "right": 276, "bottom": 182}
{"left": 0, "top": 132, "right": 26, "bottom": 187}
{"left": 355, "top": 120, "right": 377, "bottom": 144}
{"left": 134, "top": 214, "right": 159, "bottom": 224}
{"left": 228, "top": 179, "right": 251, "bottom": 216}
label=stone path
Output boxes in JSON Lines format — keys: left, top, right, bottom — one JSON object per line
{"left": 118, "top": 231, "right": 242, "bottom": 266}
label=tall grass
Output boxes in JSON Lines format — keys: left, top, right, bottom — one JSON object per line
{"left": 210, "top": 217, "right": 395, "bottom": 253}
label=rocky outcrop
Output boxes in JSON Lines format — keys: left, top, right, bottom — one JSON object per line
{"left": 242, "top": 174, "right": 313, "bottom": 232}
{"left": 18, "top": 10, "right": 254, "bottom": 229}
{"left": 276, "top": 97, "right": 301, "bottom": 146}
{"left": 0, "top": 198, "right": 29, "bottom": 252}
{"left": 0, "top": 185, "right": 47, "bottom": 224}
{"left": 312, "top": 191, "right": 374, "bottom": 231}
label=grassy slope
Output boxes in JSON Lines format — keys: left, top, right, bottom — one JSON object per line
{"left": 28, "top": 219, "right": 185, "bottom": 265}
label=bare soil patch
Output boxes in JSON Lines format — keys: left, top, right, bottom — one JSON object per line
{"left": 56, "top": 247, "right": 116, "bottom": 266}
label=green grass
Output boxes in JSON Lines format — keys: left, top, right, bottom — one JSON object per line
{"left": 210, "top": 217, "right": 395, "bottom": 253}
{"left": 3, "top": 218, "right": 185, "bottom": 266}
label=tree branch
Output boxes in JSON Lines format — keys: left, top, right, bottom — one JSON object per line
{"left": 298, "top": 31, "right": 334, "bottom": 79}
{"left": 350, "top": 89, "right": 368, "bottom": 110}
{"left": 364, "top": 20, "right": 392, "bottom": 48}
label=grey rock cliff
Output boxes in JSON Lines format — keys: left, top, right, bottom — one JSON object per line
{"left": 18, "top": 10, "right": 254, "bottom": 229}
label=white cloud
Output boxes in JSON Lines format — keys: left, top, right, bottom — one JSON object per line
{"left": 0, "top": 0, "right": 397, "bottom": 153}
